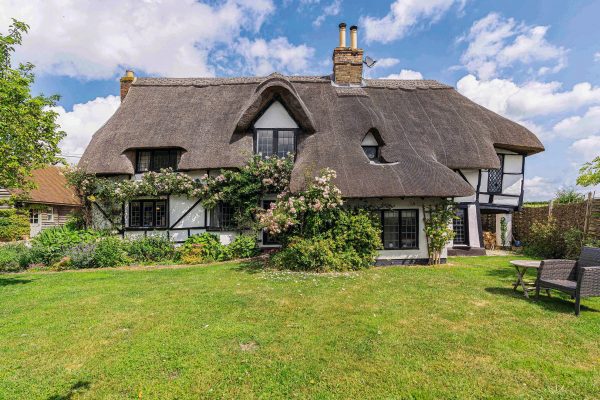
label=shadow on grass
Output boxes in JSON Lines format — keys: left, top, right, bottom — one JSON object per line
{"left": 485, "top": 287, "right": 598, "bottom": 314}
{"left": 233, "top": 259, "right": 267, "bottom": 274}
{"left": 0, "top": 277, "right": 33, "bottom": 287}
{"left": 47, "top": 380, "right": 91, "bottom": 400}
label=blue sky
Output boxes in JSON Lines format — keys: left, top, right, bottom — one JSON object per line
{"left": 2, "top": 0, "right": 599, "bottom": 200}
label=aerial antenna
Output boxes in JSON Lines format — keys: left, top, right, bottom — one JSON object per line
{"left": 364, "top": 56, "right": 377, "bottom": 68}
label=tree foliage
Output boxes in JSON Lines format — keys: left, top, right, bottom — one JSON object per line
{"left": 0, "top": 19, "right": 65, "bottom": 190}
{"left": 554, "top": 187, "right": 584, "bottom": 204}
{"left": 576, "top": 156, "right": 600, "bottom": 187}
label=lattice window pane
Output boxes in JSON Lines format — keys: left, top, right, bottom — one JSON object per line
{"left": 257, "top": 130, "right": 274, "bottom": 158}
{"left": 487, "top": 155, "right": 503, "bottom": 193}
{"left": 142, "top": 201, "right": 154, "bottom": 227}
{"left": 400, "top": 210, "right": 417, "bottom": 249}
{"left": 155, "top": 201, "right": 167, "bottom": 227}
{"left": 130, "top": 201, "right": 141, "bottom": 227}
{"left": 277, "top": 130, "right": 295, "bottom": 157}
{"left": 453, "top": 209, "right": 467, "bottom": 245}
{"left": 383, "top": 211, "right": 400, "bottom": 249}
{"left": 137, "top": 151, "right": 151, "bottom": 172}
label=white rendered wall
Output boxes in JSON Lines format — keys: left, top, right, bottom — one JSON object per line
{"left": 346, "top": 198, "right": 447, "bottom": 261}
{"left": 454, "top": 169, "right": 478, "bottom": 202}
{"left": 253, "top": 101, "right": 298, "bottom": 129}
{"left": 467, "top": 204, "right": 481, "bottom": 248}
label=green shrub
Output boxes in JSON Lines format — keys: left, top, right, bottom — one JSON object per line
{"left": 0, "top": 243, "right": 31, "bottom": 272}
{"left": 65, "top": 236, "right": 128, "bottom": 269}
{"left": 563, "top": 228, "right": 584, "bottom": 259}
{"left": 92, "top": 236, "right": 129, "bottom": 267}
{"left": 524, "top": 218, "right": 564, "bottom": 258}
{"left": 127, "top": 236, "right": 176, "bottom": 263}
{"left": 65, "top": 242, "right": 97, "bottom": 269}
{"left": 270, "top": 210, "right": 381, "bottom": 272}
{"left": 0, "top": 209, "right": 30, "bottom": 242}
{"left": 29, "top": 226, "right": 104, "bottom": 265}
{"left": 228, "top": 234, "right": 260, "bottom": 259}
{"left": 64, "top": 212, "right": 86, "bottom": 230}
{"left": 270, "top": 236, "right": 339, "bottom": 272}
{"left": 179, "top": 233, "right": 230, "bottom": 264}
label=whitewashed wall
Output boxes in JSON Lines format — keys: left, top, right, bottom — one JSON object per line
{"left": 347, "top": 198, "right": 447, "bottom": 261}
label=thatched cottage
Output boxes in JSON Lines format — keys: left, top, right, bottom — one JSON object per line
{"left": 79, "top": 24, "right": 544, "bottom": 264}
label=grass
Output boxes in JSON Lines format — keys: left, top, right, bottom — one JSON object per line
{"left": 1, "top": 256, "right": 599, "bottom": 399}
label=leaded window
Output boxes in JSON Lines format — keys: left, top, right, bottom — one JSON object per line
{"left": 380, "top": 209, "right": 419, "bottom": 250}
{"left": 209, "top": 202, "right": 236, "bottom": 230}
{"left": 487, "top": 155, "right": 503, "bottom": 194}
{"left": 453, "top": 208, "right": 468, "bottom": 245}
{"left": 136, "top": 149, "right": 180, "bottom": 173}
{"left": 129, "top": 200, "right": 167, "bottom": 228}
{"left": 255, "top": 129, "right": 296, "bottom": 158}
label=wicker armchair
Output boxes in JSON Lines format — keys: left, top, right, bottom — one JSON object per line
{"left": 536, "top": 247, "right": 600, "bottom": 315}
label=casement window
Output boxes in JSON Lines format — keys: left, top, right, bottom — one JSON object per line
{"left": 129, "top": 200, "right": 167, "bottom": 228}
{"left": 136, "top": 149, "right": 180, "bottom": 173}
{"left": 362, "top": 145, "right": 379, "bottom": 161}
{"left": 361, "top": 130, "right": 382, "bottom": 162}
{"left": 487, "top": 155, "right": 504, "bottom": 194}
{"left": 453, "top": 208, "right": 468, "bottom": 245}
{"left": 43, "top": 207, "right": 54, "bottom": 222}
{"left": 255, "top": 129, "right": 296, "bottom": 158}
{"left": 209, "top": 202, "right": 236, "bottom": 231}
{"left": 29, "top": 209, "right": 39, "bottom": 224}
{"left": 379, "top": 209, "right": 419, "bottom": 250}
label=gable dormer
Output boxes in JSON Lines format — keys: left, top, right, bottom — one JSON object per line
{"left": 253, "top": 100, "right": 299, "bottom": 158}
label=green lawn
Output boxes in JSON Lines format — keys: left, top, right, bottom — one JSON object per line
{"left": 1, "top": 257, "right": 599, "bottom": 399}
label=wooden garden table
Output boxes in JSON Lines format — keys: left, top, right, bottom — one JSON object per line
{"left": 509, "top": 260, "right": 541, "bottom": 298}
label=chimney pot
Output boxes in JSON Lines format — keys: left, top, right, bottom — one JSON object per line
{"left": 350, "top": 25, "right": 358, "bottom": 49}
{"left": 332, "top": 23, "right": 363, "bottom": 86}
{"left": 338, "top": 22, "right": 347, "bottom": 47}
{"left": 120, "top": 69, "right": 136, "bottom": 102}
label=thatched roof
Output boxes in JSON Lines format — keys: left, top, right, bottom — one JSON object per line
{"left": 79, "top": 73, "right": 544, "bottom": 198}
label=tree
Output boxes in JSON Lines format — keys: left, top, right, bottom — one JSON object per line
{"left": 554, "top": 187, "right": 584, "bottom": 204}
{"left": 576, "top": 156, "right": 600, "bottom": 187}
{"left": 0, "top": 19, "right": 64, "bottom": 190}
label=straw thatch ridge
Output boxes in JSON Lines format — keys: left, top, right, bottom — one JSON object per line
{"left": 79, "top": 73, "right": 544, "bottom": 198}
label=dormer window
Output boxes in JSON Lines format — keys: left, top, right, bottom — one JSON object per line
{"left": 362, "top": 130, "right": 382, "bottom": 162}
{"left": 253, "top": 101, "right": 299, "bottom": 158}
{"left": 136, "top": 149, "right": 180, "bottom": 173}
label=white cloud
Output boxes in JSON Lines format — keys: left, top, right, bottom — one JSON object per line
{"left": 234, "top": 37, "right": 315, "bottom": 76}
{"left": 0, "top": 0, "right": 275, "bottom": 79}
{"left": 456, "top": 74, "right": 600, "bottom": 120}
{"left": 569, "top": 136, "right": 600, "bottom": 162}
{"left": 313, "top": 0, "right": 342, "bottom": 27}
{"left": 382, "top": 69, "right": 423, "bottom": 80}
{"left": 51, "top": 96, "right": 120, "bottom": 161}
{"left": 595, "top": 52, "right": 600, "bottom": 62}
{"left": 460, "top": 13, "right": 566, "bottom": 80}
{"left": 524, "top": 176, "right": 557, "bottom": 201}
{"left": 374, "top": 57, "right": 401, "bottom": 68}
{"left": 360, "top": 0, "right": 460, "bottom": 44}
{"left": 553, "top": 106, "right": 600, "bottom": 139}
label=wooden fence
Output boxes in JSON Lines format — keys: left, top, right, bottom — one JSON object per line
{"left": 512, "top": 193, "right": 598, "bottom": 242}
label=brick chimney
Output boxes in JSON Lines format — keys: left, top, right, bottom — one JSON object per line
{"left": 120, "top": 70, "right": 135, "bottom": 101}
{"left": 332, "top": 23, "right": 363, "bottom": 86}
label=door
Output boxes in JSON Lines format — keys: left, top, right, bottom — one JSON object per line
{"left": 29, "top": 209, "right": 42, "bottom": 237}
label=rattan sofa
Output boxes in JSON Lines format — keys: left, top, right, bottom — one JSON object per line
{"left": 536, "top": 247, "right": 600, "bottom": 316}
